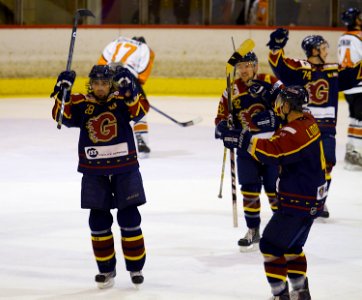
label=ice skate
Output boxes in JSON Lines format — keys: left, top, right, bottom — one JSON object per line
{"left": 319, "top": 204, "right": 329, "bottom": 219}
{"left": 130, "top": 271, "right": 144, "bottom": 286}
{"left": 270, "top": 282, "right": 290, "bottom": 300}
{"left": 238, "top": 227, "right": 260, "bottom": 252}
{"left": 95, "top": 270, "right": 116, "bottom": 289}
{"left": 344, "top": 150, "right": 362, "bottom": 170}
{"left": 290, "top": 278, "right": 311, "bottom": 300}
{"left": 136, "top": 133, "right": 151, "bottom": 159}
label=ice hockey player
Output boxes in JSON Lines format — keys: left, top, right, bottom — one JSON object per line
{"left": 215, "top": 51, "right": 282, "bottom": 251}
{"left": 51, "top": 65, "right": 149, "bottom": 289}
{"left": 98, "top": 36, "right": 155, "bottom": 158}
{"left": 266, "top": 27, "right": 362, "bottom": 218}
{"left": 218, "top": 85, "right": 327, "bottom": 300}
{"left": 338, "top": 7, "right": 362, "bottom": 168}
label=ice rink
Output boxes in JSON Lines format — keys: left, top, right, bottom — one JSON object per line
{"left": 0, "top": 96, "right": 361, "bottom": 300}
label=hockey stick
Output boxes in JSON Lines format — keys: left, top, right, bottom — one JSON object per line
{"left": 150, "top": 104, "right": 202, "bottom": 127}
{"left": 224, "top": 38, "right": 255, "bottom": 227}
{"left": 57, "top": 8, "right": 95, "bottom": 129}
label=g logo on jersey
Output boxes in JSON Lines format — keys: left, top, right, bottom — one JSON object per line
{"left": 306, "top": 79, "right": 329, "bottom": 105}
{"left": 87, "top": 112, "right": 117, "bottom": 143}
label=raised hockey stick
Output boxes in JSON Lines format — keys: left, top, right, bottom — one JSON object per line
{"left": 224, "top": 38, "right": 255, "bottom": 227}
{"left": 150, "top": 104, "right": 202, "bottom": 127}
{"left": 57, "top": 8, "right": 95, "bottom": 129}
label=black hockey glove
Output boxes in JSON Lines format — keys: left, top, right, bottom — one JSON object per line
{"left": 50, "top": 70, "right": 76, "bottom": 98}
{"left": 251, "top": 110, "right": 280, "bottom": 132}
{"left": 215, "top": 120, "right": 229, "bottom": 139}
{"left": 114, "top": 66, "right": 137, "bottom": 102}
{"left": 248, "top": 79, "right": 281, "bottom": 103}
{"left": 222, "top": 128, "right": 251, "bottom": 151}
{"left": 267, "top": 28, "right": 289, "bottom": 51}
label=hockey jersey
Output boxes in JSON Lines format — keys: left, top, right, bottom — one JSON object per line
{"left": 249, "top": 112, "right": 327, "bottom": 217}
{"left": 269, "top": 49, "right": 362, "bottom": 135}
{"left": 52, "top": 91, "right": 149, "bottom": 175}
{"left": 98, "top": 36, "right": 155, "bottom": 85}
{"left": 338, "top": 30, "right": 362, "bottom": 94}
{"left": 215, "top": 73, "right": 281, "bottom": 133}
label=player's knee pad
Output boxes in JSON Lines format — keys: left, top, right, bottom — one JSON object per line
{"left": 89, "top": 209, "right": 113, "bottom": 231}
{"left": 117, "top": 206, "right": 141, "bottom": 228}
{"left": 241, "top": 183, "right": 262, "bottom": 194}
{"left": 259, "top": 237, "right": 284, "bottom": 258}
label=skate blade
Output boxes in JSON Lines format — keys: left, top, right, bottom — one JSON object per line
{"left": 239, "top": 243, "right": 259, "bottom": 252}
{"left": 138, "top": 152, "right": 150, "bottom": 159}
{"left": 344, "top": 162, "right": 362, "bottom": 171}
{"left": 97, "top": 278, "right": 115, "bottom": 289}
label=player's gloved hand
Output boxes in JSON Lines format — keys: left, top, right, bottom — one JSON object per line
{"left": 251, "top": 110, "right": 280, "bottom": 132}
{"left": 267, "top": 28, "right": 289, "bottom": 51}
{"left": 215, "top": 120, "right": 229, "bottom": 139}
{"left": 50, "top": 70, "right": 76, "bottom": 98}
{"left": 222, "top": 128, "right": 251, "bottom": 151}
{"left": 114, "top": 66, "right": 137, "bottom": 101}
{"left": 248, "top": 80, "right": 281, "bottom": 103}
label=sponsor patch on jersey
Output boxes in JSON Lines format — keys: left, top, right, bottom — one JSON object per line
{"left": 85, "top": 142, "right": 129, "bottom": 160}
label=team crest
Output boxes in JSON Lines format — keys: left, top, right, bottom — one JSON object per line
{"left": 87, "top": 112, "right": 118, "bottom": 143}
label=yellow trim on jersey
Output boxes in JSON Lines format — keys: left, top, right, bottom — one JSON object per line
{"left": 254, "top": 132, "right": 321, "bottom": 159}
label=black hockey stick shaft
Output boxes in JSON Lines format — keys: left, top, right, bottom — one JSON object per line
{"left": 57, "top": 9, "right": 95, "bottom": 130}
{"left": 226, "top": 73, "right": 238, "bottom": 228}
{"left": 150, "top": 104, "right": 202, "bottom": 127}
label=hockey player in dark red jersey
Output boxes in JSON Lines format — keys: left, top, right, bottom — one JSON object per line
{"left": 266, "top": 28, "right": 362, "bottom": 218}
{"left": 215, "top": 51, "right": 282, "bottom": 250}
{"left": 51, "top": 65, "right": 149, "bottom": 289}
{"left": 218, "top": 85, "right": 327, "bottom": 300}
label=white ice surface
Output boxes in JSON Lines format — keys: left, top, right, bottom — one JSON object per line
{"left": 0, "top": 96, "right": 361, "bottom": 300}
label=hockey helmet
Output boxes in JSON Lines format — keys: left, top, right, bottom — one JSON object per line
{"left": 228, "top": 51, "right": 258, "bottom": 67}
{"left": 132, "top": 36, "right": 146, "bottom": 44}
{"left": 88, "top": 65, "right": 113, "bottom": 81}
{"left": 341, "top": 8, "right": 361, "bottom": 28}
{"left": 301, "top": 35, "right": 328, "bottom": 58}
{"left": 278, "top": 85, "right": 309, "bottom": 111}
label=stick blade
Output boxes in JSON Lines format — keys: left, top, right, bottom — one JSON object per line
{"left": 235, "top": 39, "right": 255, "bottom": 56}
{"left": 77, "top": 8, "right": 95, "bottom": 18}
{"left": 179, "top": 116, "right": 202, "bottom": 127}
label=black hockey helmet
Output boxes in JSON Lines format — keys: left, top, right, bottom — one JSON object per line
{"left": 279, "top": 85, "right": 309, "bottom": 111}
{"left": 88, "top": 65, "right": 113, "bottom": 81}
{"left": 228, "top": 51, "right": 258, "bottom": 67}
{"left": 301, "top": 35, "right": 328, "bottom": 58}
{"left": 341, "top": 8, "right": 361, "bottom": 28}
{"left": 132, "top": 36, "right": 146, "bottom": 44}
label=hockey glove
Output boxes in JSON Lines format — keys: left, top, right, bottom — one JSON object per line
{"left": 248, "top": 79, "right": 281, "bottom": 103}
{"left": 222, "top": 128, "right": 251, "bottom": 151}
{"left": 251, "top": 110, "right": 280, "bottom": 132}
{"left": 267, "top": 28, "right": 289, "bottom": 51}
{"left": 215, "top": 120, "right": 229, "bottom": 139}
{"left": 114, "top": 66, "right": 137, "bottom": 102}
{"left": 50, "top": 70, "right": 76, "bottom": 98}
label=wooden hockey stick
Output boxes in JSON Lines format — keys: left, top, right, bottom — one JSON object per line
{"left": 225, "top": 38, "right": 255, "bottom": 227}
{"left": 57, "top": 9, "right": 95, "bottom": 129}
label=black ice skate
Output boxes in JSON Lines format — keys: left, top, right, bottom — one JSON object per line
{"left": 290, "top": 277, "right": 311, "bottom": 300}
{"left": 130, "top": 271, "right": 144, "bottom": 285}
{"left": 136, "top": 133, "right": 151, "bottom": 158}
{"left": 238, "top": 227, "right": 260, "bottom": 251}
{"left": 95, "top": 270, "right": 116, "bottom": 289}
{"left": 319, "top": 204, "right": 329, "bottom": 219}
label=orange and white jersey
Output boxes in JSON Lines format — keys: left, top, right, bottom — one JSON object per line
{"left": 98, "top": 36, "right": 155, "bottom": 85}
{"left": 338, "top": 30, "right": 362, "bottom": 94}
